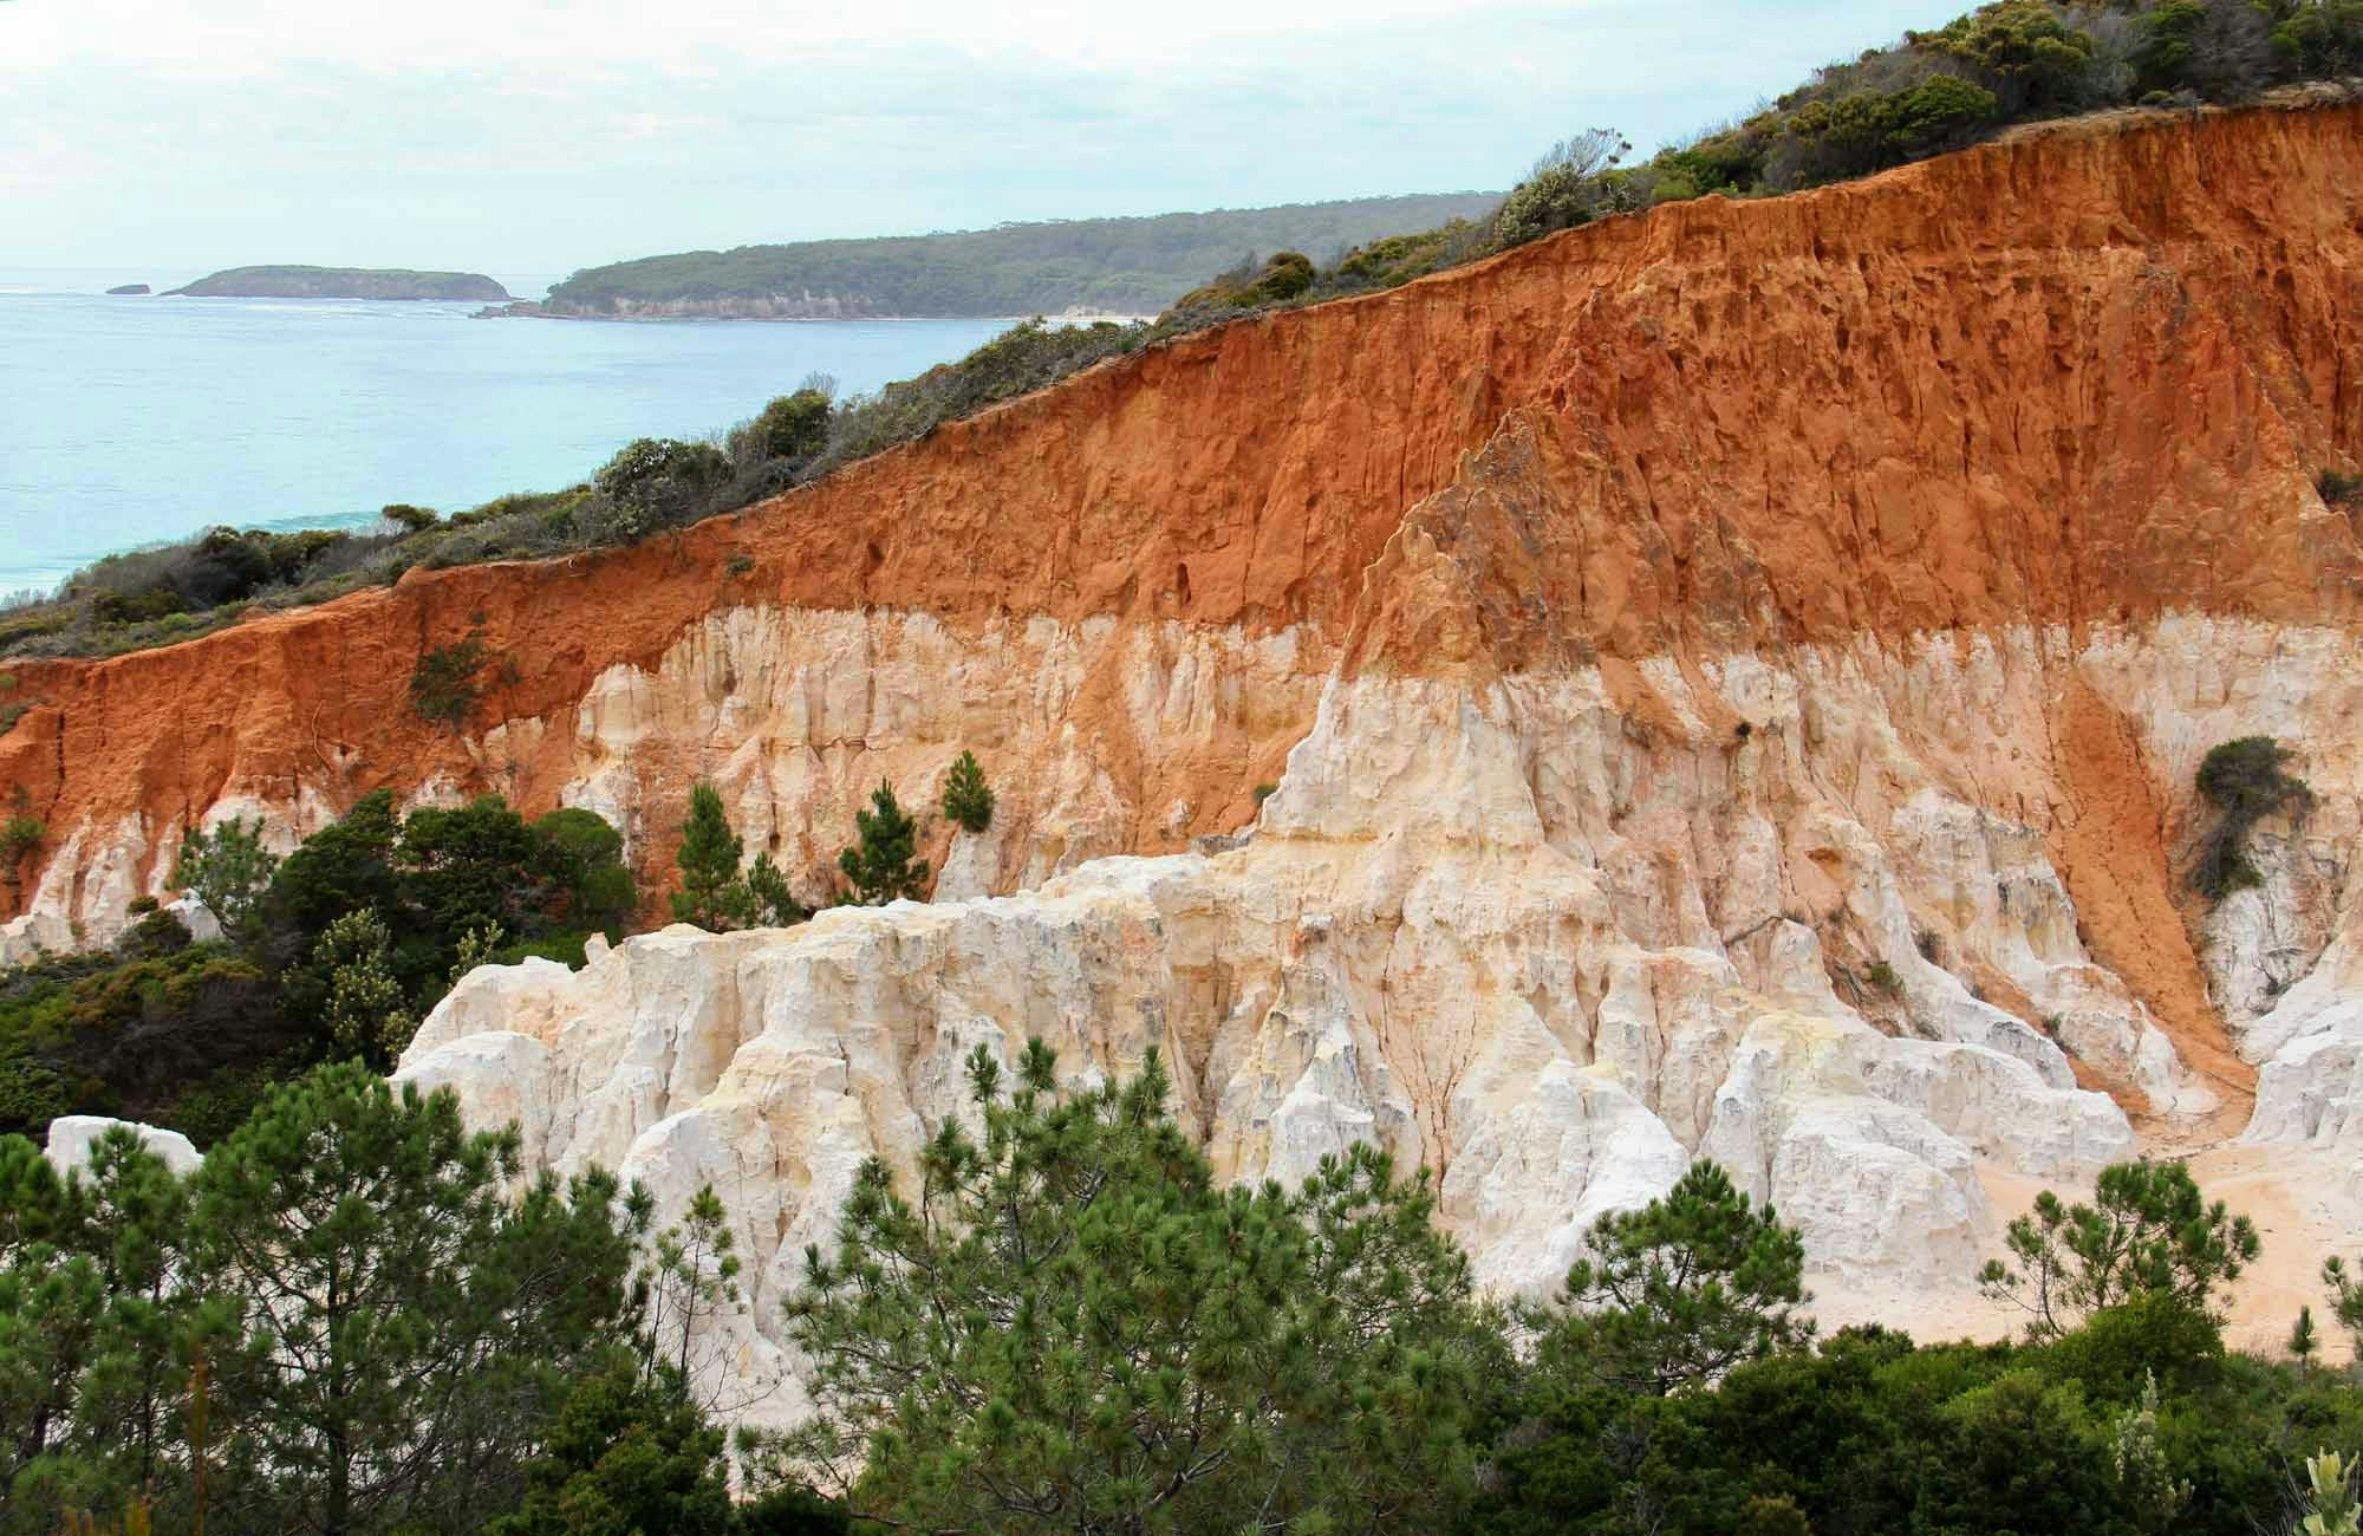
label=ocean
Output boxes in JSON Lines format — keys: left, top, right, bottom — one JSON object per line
{"left": 0, "top": 267, "right": 1010, "bottom": 597}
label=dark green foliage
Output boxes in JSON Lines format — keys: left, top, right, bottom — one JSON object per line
{"left": 265, "top": 789, "right": 403, "bottom": 949}
{"left": 409, "top": 625, "right": 516, "bottom": 731}
{"left": 835, "top": 782, "right": 928, "bottom": 905}
{"left": 1865, "top": 959, "right": 1904, "bottom": 995}
{"left": 671, "top": 784, "right": 748, "bottom": 932}
{"left": 668, "top": 784, "right": 810, "bottom": 933}
{"left": 2293, "top": 1304, "right": 2321, "bottom": 1364}
{"left": 1171, "top": 249, "right": 1319, "bottom": 309}
{"left": 1330, "top": 220, "right": 1492, "bottom": 289}
{"left": 0, "top": 1067, "right": 839, "bottom": 1536}
{"left": 1473, "top": 1313, "right": 2363, "bottom": 1536}
{"left": 1980, "top": 1159, "right": 2261, "bottom": 1337}
{"left": 938, "top": 749, "right": 994, "bottom": 834}
{"left": 1, "top": 792, "right": 632, "bottom": 1144}
{"left": 589, "top": 438, "right": 733, "bottom": 542}
{"left": 0, "top": 944, "right": 295, "bottom": 1140}
{"left": 173, "top": 816, "right": 279, "bottom": 938}
{"left": 382, "top": 504, "right": 440, "bottom": 533}
{"left": 2323, "top": 469, "right": 2363, "bottom": 505}
{"left": 0, "top": 804, "right": 42, "bottom": 893}
{"left": 1922, "top": 0, "right": 2097, "bottom": 110}
{"left": 742, "top": 854, "right": 807, "bottom": 929}
{"left": 484, "top": 1360, "right": 733, "bottom": 1536}
{"left": 530, "top": 809, "right": 637, "bottom": 936}
{"left": 1540, "top": 1160, "right": 1810, "bottom": 1396}
{"left": 750, "top": 389, "right": 832, "bottom": 464}
{"left": 2193, "top": 735, "right": 2310, "bottom": 900}
{"left": 808, "top": 318, "right": 1147, "bottom": 480}
{"left": 774, "top": 1042, "right": 1489, "bottom": 1535}
{"left": 2322, "top": 1251, "right": 2363, "bottom": 1355}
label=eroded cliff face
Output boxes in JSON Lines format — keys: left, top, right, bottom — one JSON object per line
{"left": 8, "top": 104, "right": 2363, "bottom": 1395}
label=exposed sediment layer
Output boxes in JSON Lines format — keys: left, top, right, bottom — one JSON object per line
{"left": 6, "top": 105, "right": 2363, "bottom": 1388}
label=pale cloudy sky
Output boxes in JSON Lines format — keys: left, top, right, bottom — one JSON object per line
{"left": 2, "top": 0, "right": 1960, "bottom": 277}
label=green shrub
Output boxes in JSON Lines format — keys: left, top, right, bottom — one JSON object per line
{"left": 408, "top": 624, "right": 515, "bottom": 732}
{"left": 836, "top": 781, "right": 928, "bottom": 904}
{"left": 1866, "top": 959, "right": 1904, "bottom": 995}
{"left": 173, "top": 815, "right": 279, "bottom": 937}
{"left": 0, "top": 802, "right": 43, "bottom": 889}
{"left": 2192, "top": 736, "right": 2310, "bottom": 900}
{"left": 751, "top": 387, "right": 833, "bottom": 462}
{"left": 940, "top": 749, "right": 995, "bottom": 834}
{"left": 0, "top": 1053, "right": 70, "bottom": 1134}
{"left": 381, "top": 503, "right": 440, "bottom": 532}
{"left": 1492, "top": 129, "right": 1632, "bottom": 246}
{"left": 2321, "top": 469, "right": 2363, "bottom": 506}
{"left": 591, "top": 437, "right": 733, "bottom": 540}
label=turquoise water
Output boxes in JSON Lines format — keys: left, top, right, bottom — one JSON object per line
{"left": 0, "top": 268, "right": 1008, "bottom": 596}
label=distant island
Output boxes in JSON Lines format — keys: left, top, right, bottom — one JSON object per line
{"left": 105, "top": 283, "right": 151, "bottom": 296}
{"left": 167, "top": 266, "right": 510, "bottom": 301}
{"left": 489, "top": 193, "right": 1502, "bottom": 320}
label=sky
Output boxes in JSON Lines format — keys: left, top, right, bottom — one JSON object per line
{"left": 1, "top": 0, "right": 1964, "bottom": 282}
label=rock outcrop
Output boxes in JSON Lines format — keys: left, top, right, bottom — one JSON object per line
{"left": 44, "top": 1115, "right": 203, "bottom": 1177}
{"left": 7, "top": 103, "right": 2363, "bottom": 1403}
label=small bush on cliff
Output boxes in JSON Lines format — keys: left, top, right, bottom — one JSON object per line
{"left": 408, "top": 624, "right": 517, "bottom": 732}
{"left": 173, "top": 815, "right": 279, "bottom": 939}
{"left": 938, "top": 749, "right": 994, "bottom": 834}
{"left": 1170, "top": 249, "right": 1318, "bottom": 310}
{"left": 749, "top": 386, "right": 834, "bottom": 463}
{"left": 0, "top": 795, "right": 41, "bottom": 894}
{"left": 2321, "top": 469, "right": 2363, "bottom": 506}
{"left": 1491, "top": 129, "right": 1634, "bottom": 247}
{"left": 835, "top": 782, "right": 928, "bottom": 905}
{"left": 2192, "top": 735, "right": 2310, "bottom": 900}
{"left": 589, "top": 437, "right": 734, "bottom": 543}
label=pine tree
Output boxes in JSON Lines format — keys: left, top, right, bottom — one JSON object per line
{"left": 1979, "top": 1159, "right": 2259, "bottom": 1338}
{"left": 836, "top": 782, "right": 928, "bottom": 905}
{"left": 671, "top": 784, "right": 752, "bottom": 932}
{"left": 190, "top": 1065, "right": 647, "bottom": 1536}
{"left": 644, "top": 1184, "right": 742, "bottom": 1388}
{"left": 172, "top": 816, "right": 279, "bottom": 938}
{"left": 939, "top": 750, "right": 994, "bottom": 834}
{"left": 744, "top": 852, "right": 809, "bottom": 928}
{"left": 1542, "top": 1160, "right": 1810, "bottom": 1395}
{"left": 2293, "top": 1304, "right": 2321, "bottom": 1367}
{"left": 777, "top": 1042, "right": 1487, "bottom": 1535}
